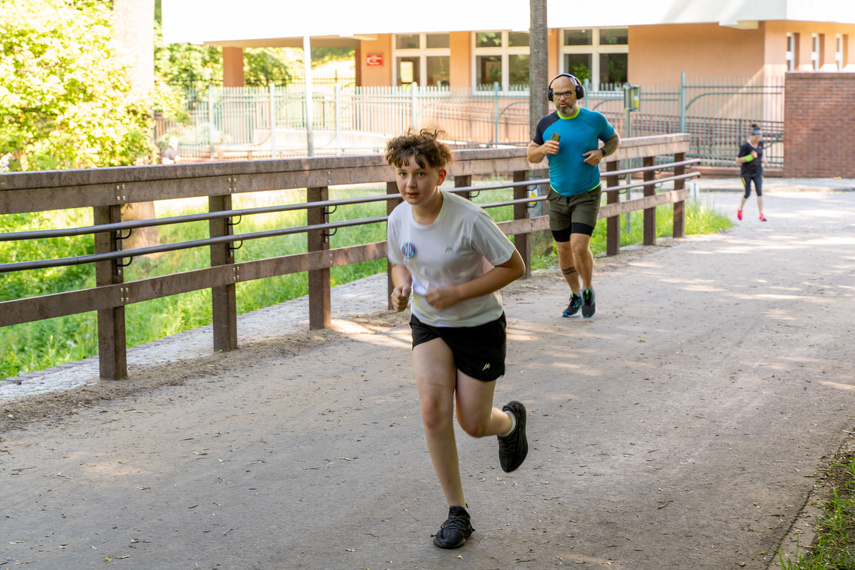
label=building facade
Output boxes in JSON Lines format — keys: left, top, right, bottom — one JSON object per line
{"left": 162, "top": 0, "right": 855, "bottom": 89}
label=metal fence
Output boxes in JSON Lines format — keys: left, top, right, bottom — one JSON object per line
{"left": 154, "top": 75, "right": 784, "bottom": 168}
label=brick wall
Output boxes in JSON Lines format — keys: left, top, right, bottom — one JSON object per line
{"left": 784, "top": 72, "right": 855, "bottom": 178}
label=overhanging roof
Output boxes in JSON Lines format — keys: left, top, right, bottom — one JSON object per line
{"left": 162, "top": 0, "right": 855, "bottom": 46}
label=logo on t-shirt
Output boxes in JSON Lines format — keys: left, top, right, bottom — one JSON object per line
{"left": 402, "top": 242, "right": 416, "bottom": 259}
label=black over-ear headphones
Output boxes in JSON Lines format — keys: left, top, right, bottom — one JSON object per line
{"left": 548, "top": 73, "right": 585, "bottom": 101}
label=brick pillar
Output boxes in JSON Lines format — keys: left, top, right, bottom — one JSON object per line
{"left": 784, "top": 72, "right": 855, "bottom": 177}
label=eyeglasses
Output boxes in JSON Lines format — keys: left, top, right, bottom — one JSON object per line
{"left": 552, "top": 91, "right": 574, "bottom": 100}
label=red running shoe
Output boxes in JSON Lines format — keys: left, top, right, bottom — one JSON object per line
{"left": 737, "top": 209, "right": 743, "bottom": 221}
{"left": 759, "top": 214, "right": 767, "bottom": 221}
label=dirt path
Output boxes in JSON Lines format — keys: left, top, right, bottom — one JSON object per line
{"left": 2, "top": 191, "right": 854, "bottom": 569}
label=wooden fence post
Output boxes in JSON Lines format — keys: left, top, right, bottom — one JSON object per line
{"left": 605, "top": 161, "right": 620, "bottom": 256}
{"left": 512, "top": 170, "right": 532, "bottom": 277}
{"left": 454, "top": 174, "right": 472, "bottom": 201}
{"left": 386, "top": 181, "right": 401, "bottom": 310}
{"left": 93, "top": 204, "right": 127, "bottom": 380}
{"left": 209, "top": 193, "right": 238, "bottom": 352}
{"left": 308, "top": 186, "right": 331, "bottom": 329}
{"left": 642, "top": 156, "right": 657, "bottom": 246}
{"left": 673, "top": 152, "right": 686, "bottom": 238}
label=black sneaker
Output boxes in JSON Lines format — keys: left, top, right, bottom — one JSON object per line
{"left": 581, "top": 288, "right": 596, "bottom": 318}
{"left": 433, "top": 506, "right": 474, "bottom": 549}
{"left": 498, "top": 400, "right": 528, "bottom": 472}
{"left": 562, "top": 293, "right": 582, "bottom": 318}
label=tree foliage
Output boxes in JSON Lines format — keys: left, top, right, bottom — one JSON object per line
{"left": 0, "top": 0, "right": 156, "bottom": 170}
{"left": 153, "top": 20, "right": 222, "bottom": 91}
{"left": 244, "top": 48, "right": 295, "bottom": 87}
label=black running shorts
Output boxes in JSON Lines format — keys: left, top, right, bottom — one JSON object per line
{"left": 547, "top": 186, "right": 602, "bottom": 240}
{"left": 410, "top": 313, "right": 506, "bottom": 382}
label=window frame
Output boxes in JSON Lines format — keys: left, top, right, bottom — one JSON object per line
{"left": 392, "top": 33, "right": 451, "bottom": 87}
{"left": 559, "top": 27, "right": 629, "bottom": 88}
{"left": 471, "top": 30, "right": 531, "bottom": 91}
{"left": 811, "top": 33, "right": 820, "bottom": 71}
{"left": 786, "top": 33, "right": 796, "bottom": 72}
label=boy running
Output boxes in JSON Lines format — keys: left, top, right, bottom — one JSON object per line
{"left": 386, "top": 129, "right": 528, "bottom": 549}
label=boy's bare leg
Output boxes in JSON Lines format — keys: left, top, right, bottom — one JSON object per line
{"left": 454, "top": 373, "right": 511, "bottom": 438}
{"left": 414, "top": 338, "right": 466, "bottom": 507}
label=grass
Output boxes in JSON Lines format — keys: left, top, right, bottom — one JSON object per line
{"left": 0, "top": 180, "right": 731, "bottom": 378}
{"left": 779, "top": 452, "right": 855, "bottom": 569}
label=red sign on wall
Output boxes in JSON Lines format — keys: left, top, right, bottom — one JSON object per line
{"left": 366, "top": 53, "right": 384, "bottom": 67}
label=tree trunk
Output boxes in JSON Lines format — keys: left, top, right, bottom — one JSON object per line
{"left": 113, "top": 0, "right": 159, "bottom": 251}
{"left": 529, "top": 0, "right": 552, "bottom": 255}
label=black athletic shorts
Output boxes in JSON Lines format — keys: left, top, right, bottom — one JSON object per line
{"left": 410, "top": 313, "right": 506, "bottom": 382}
{"left": 547, "top": 186, "right": 602, "bottom": 241}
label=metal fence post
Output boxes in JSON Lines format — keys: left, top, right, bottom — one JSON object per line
{"left": 335, "top": 83, "right": 342, "bottom": 156}
{"left": 93, "top": 204, "right": 127, "bottom": 380}
{"left": 270, "top": 83, "right": 277, "bottom": 159}
{"left": 307, "top": 186, "right": 330, "bottom": 329}
{"left": 492, "top": 82, "right": 500, "bottom": 146}
{"left": 411, "top": 82, "right": 418, "bottom": 129}
{"left": 209, "top": 193, "right": 238, "bottom": 352}
{"left": 208, "top": 84, "right": 215, "bottom": 159}
{"left": 679, "top": 72, "right": 686, "bottom": 134}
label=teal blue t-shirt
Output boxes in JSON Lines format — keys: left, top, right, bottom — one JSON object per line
{"left": 533, "top": 108, "right": 616, "bottom": 197}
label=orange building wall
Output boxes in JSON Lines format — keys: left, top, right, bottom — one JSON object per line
{"left": 771, "top": 21, "right": 855, "bottom": 72}
{"left": 222, "top": 47, "right": 245, "bottom": 87}
{"left": 449, "top": 32, "right": 471, "bottom": 89}
{"left": 354, "top": 23, "right": 855, "bottom": 88}
{"left": 628, "top": 24, "right": 767, "bottom": 84}
{"left": 359, "top": 34, "right": 393, "bottom": 87}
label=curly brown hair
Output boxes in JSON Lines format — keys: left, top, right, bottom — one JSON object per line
{"left": 385, "top": 129, "right": 454, "bottom": 170}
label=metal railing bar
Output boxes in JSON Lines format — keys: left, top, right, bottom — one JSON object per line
{"left": 0, "top": 194, "right": 397, "bottom": 242}
{"left": 601, "top": 172, "right": 701, "bottom": 193}
{"left": 0, "top": 215, "right": 389, "bottom": 273}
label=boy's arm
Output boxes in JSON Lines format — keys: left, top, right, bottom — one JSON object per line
{"left": 390, "top": 264, "right": 413, "bottom": 312}
{"left": 424, "top": 249, "right": 525, "bottom": 311}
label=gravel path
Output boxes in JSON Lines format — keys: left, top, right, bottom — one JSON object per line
{"left": 1, "top": 180, "right": 854, "bottom": 569}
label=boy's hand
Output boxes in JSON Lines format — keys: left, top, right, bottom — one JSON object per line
{"left": 424, "top": 286, "right": 462, "bottom": 312}
{"left": 391, "top": 285, "right": 411, "bottom": 312}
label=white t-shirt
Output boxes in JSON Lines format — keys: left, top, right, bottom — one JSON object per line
{"left": 387, "top": 191, "right": 515, "bottom": 327}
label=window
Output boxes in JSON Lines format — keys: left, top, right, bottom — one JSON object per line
{"left": 473, "top": 31, "right": 530, "bottom": 90}
{"left": 393, "top": 33, "right": 450, "bottom": 87}
{"left": 786, "top": 33, "right": 796, "bottom": 71}
{"left": 560, "top": 27, "right": 628, "bottom": 87}
{"left": 836, "top": 34, "right": 844, "bottom": 70}
{"left": 812, "top": 33, "right": 820, "bottom": 70}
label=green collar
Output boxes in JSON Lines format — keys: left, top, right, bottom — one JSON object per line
{"left": 557, "top": 108, "right": 580, "bottom": 120}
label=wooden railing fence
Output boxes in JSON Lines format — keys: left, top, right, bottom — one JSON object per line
{"left": 0, "top": 134, "right": 698, "bottom": 380}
